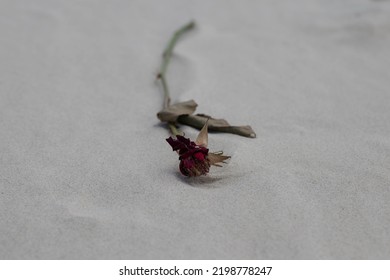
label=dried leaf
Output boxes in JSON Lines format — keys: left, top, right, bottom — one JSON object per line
{"left": 195, "top": 120, "right": 208, "bottom": 147}
{"left": 196, "top": 114, "right": 230, "bottom": 126}
{"left": 208, "top": 151, "right": 231, "bottom": 166}
{"left": 177, "top": 114, "right": 256, "bottom": 138}
{"left": 157, "top": 100, "right": 198, "bottom": 123}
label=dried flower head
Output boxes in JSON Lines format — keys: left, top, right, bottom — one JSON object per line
{"left": 166, "top": 122, "right": 230, "bottom": 177}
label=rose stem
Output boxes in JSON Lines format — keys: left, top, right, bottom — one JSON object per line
{"left": 157, "top": 21, "right": 195, "bottom": 135}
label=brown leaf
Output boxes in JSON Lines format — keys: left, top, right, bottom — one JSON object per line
{"left": 195, "top": 120, "right": 208, "bottom": 147}
{"left": 195, "top": 114, "right": 230, "bottom": 126}
{"left": 177, "top": 114, "right": 256, "bottom": 138}
{"left": 208, "top": 151, "right": 231, "bottom": 166}
{"left": 157, "top": 100, "right": 198, "bottom": 123}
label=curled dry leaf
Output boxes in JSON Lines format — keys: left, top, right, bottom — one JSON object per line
{"left": 208, "top": 151, "right": 231, "bottom": 167}
{"left": 157, "top": 97, "right": 256, "bottom": 138}
{"left": 178, "top": 114, "right": 256, "bottom": 138}
{"left": 157, "top": 100, "right": 197, "bottom": 123}
{"left": 195, "top": 119, "right": 208, "bottom": 147}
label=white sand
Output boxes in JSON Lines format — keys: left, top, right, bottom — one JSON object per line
{"left": 1, "top": 0, "right": 390, "bottom": 259}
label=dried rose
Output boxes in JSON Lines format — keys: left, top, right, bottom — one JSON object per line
{"left": 166, "top": 122, "right": 230, "bottom": 177}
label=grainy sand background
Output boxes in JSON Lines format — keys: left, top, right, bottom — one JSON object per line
{"left": 1, "top": 0, "right": 390, "bottom": 259}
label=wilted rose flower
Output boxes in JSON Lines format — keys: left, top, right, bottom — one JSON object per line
{"left": 166, "top": 122, "right": 230, "bottom": 177}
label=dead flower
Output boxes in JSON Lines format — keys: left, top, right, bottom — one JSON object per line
{"left": 166, "top": 122, "right": 230, "bottom": 177}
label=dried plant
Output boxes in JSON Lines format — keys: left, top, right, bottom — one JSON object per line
{"left": 156, "top": 21, "right": 255, "bottom": 177}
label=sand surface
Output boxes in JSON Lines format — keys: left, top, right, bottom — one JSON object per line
{"left": 1, "top": 0, "right": 390, "bottom": 259}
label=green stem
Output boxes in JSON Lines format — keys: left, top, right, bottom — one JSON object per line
{"left": 159, "top": 21, "right": 195, "bottom": 107}
{"left": 168, "top": 123, "right": 181, "bottom": 136}
{"left": 158, "top": 21, "right": 195, "bottom": 135}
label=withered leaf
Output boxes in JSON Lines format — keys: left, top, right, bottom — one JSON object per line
{"left": 178, "top": 114, "right": 256, "bottom": 138}
{"left": 208, "top": 151, "right": 231, "bottom": 167}
{"left": 195, "top": 119, "right": 208, "bottom": 147}
{"left": 157, "top": 100, "right": 198, "bottom": 123}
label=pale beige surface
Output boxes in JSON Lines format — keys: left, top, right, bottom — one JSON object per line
{"left": 1, "top": 0, "right": 390, "bottom": 259}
